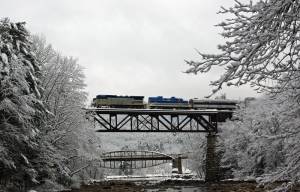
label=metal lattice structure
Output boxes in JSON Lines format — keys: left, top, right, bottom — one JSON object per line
{"left": 97, "top": 150, "right": 187, "bottom": 169}
{"left": 85, "top": 108, "right": 233, "bottom": 133}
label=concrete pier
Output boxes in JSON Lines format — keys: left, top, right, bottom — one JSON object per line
{"left": 205, "top": 133, "right": 220, "bottom": 182}
{"left": 172, "top": 157, "right": 183, "bottom": 174}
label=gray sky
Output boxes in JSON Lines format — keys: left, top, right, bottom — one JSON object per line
{"left": 1, "top": 0, "right": 259, "bottom": 101}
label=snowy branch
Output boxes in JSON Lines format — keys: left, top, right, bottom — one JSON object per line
{"left": 186, "top": 0, "right": 300, "bottom": 97}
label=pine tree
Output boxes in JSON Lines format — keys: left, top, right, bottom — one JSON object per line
{"left": 0, "top": 18, "right": 45, "bottom": 191}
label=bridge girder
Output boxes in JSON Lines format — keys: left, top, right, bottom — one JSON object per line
{"left": 84, "top": 108, "right": 229, "bottom": 133}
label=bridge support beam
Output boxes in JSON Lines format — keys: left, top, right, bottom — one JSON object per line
{"left": 205, "top": 133, "right": 220, "bottom": 182}
{"left": 177, "top": 157, "right": 182, "bottom": 174}
{"left": 172, "top": 157, "right": 183, "bottom": 174}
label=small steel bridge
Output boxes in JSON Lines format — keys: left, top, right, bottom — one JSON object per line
{"left": 85, "top": 108, "right": 233, "bottom": 133}
{"left": 98, "top": 150, "right": 187, "bottom": 171}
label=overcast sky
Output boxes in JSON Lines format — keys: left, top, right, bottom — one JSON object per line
{"left": 1, "top": 0, "right": 259, "bottom": 102}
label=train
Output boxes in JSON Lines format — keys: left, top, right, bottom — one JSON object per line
{"left": 92, "top": 95, "right": 145, "bottom": 108}
{"left": 91, "top": 95, "right": 238, "bottom": 110}
{"left": 148, "top": 96, "right": 189, "bottom": 109}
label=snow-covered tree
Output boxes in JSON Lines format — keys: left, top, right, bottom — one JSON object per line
{"left": 0, "top": 18, "right": 46, "bottom": 191}
{"left": 31, "top": 35, "right": 103, "bottom": 184}
{"left": 185, "top": 0, "right": 300, "bottom": 188}
{"left": 220, "top": 95, "right": 300, "bottom": 188}
{"left": 186, "top": 0, "right": 300, "bottom": 97}
{"left": 221, "top": 98, "right": 284, "bottom": 176}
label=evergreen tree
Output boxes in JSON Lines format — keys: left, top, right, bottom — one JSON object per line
{"left": 0, "top": 18, "right": 45, "bottom": 191}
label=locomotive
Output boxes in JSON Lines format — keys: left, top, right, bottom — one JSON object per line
{"left": 190, "top": 99, "right": 238, "bottom": 110}
{"left": 91, "top": 95, "right": 238, "bottom": 110}
{"left": 92, "top": 95, "right": 145, "bottom": 108}
{"left": 148, "top": 96, "right": 189, "bottom": 109}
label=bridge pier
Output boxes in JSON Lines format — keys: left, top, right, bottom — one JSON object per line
{"left": 205, "top": 133, "right": 220, "bottom": 182}
{"left": 172, "top": 157, "right": 183, "bottom": 174}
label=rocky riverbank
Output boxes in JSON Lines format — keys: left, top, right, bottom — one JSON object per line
{"left": 63, "top": 180, "right": 300, "bottom": 192}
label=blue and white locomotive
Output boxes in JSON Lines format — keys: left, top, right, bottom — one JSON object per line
{"left": 148, "top": 96, "right": 189, "bottom": 109}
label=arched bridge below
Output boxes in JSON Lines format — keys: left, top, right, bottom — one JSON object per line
{"left": 99, "top": 150, "right": 188, "bottom": 173}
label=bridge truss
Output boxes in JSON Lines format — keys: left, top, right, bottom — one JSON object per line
{"left": 85, "top": 108, "right": 233, "bottom": 133}
{"left": 96, "top": 150, "right": 187, "bottom": 170}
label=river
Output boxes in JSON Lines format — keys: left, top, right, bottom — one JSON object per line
{"left": 65, "top": 179, "right": 291, "bottom": 192}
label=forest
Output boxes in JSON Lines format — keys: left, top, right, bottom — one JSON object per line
{"left": 0, "top": 0, "right": 300, "bottom": 191}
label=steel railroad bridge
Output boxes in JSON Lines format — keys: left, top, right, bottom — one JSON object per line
{"left": 85, "top": 108, "right": 233, "bottom": 133}
{"left": 85, "top": 108, "right": 234, "bottom": 181}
